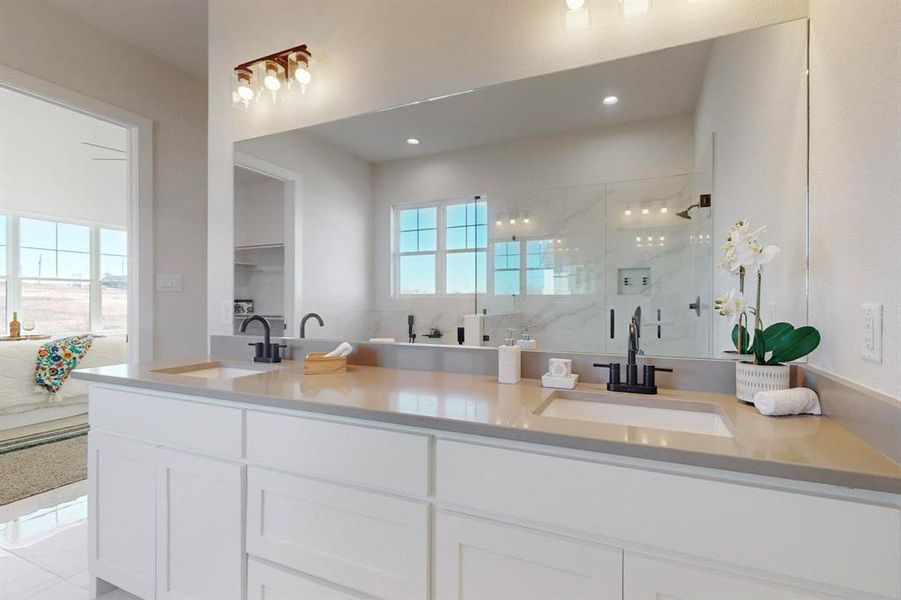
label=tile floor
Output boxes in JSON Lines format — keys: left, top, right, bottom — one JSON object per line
{"left": 0, "top": 481, "right": 139, "bottom": 600}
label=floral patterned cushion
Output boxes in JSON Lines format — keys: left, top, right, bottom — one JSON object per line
{"left": 34, "top": 335, "right": 94, "bottom": 394}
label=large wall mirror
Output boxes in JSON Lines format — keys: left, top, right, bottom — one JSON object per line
{"left": 233, "top": 18, "right": 808, "bottom": 359}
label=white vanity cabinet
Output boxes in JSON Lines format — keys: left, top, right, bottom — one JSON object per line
{"left": 88, "top": 432, "right": 157, "bottom": 600}
{"left": 623, "top": 553, "right": 837, "bottom": 599}
{"left": 88, "top": 384, "right": 901, "bottom": 600}
{"left": 155, "top": 449, "right": 244, "bottom": 600}
{"left": 435, "top": 511, "right": 623, "bottom": 600}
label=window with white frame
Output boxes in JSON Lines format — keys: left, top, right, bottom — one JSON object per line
{"left": 395, "top": 199, "right": 488, "bottom": 296}
{"left": 1, "top": 213, "right": 127, "bottom": 335}
{"left": 0, "top": 214, "right": 6, "bottom": 332}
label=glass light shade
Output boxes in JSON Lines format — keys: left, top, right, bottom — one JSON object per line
{"left": 231, "top": 69, "right": 255, "bottom": 107}
{"left": 262, "top": 61, "right": 284, "bottom": 94}
{"left": 295, "top": 65, "right": 311, "bottom": 85}
{"left": 565, "top": 7, "right": 590, "bottom": 30}
{"left": 565, "top": 0, "right": 584, "bottom": 9}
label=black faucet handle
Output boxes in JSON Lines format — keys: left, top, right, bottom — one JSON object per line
{"left": 593, "top": 362, "right": 621, "bottom": 384}
{"left": 642, "top": 365, "right": 673, "bottom": 389}
{"left": 247, "top": 342, "right": 264, "bottom": 358}
{"left": 271, "top": 343, "right": 288, "bottom": 362}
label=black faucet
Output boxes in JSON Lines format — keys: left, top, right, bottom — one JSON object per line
{"left": 299, "top": 313, "right": 324, "bottom": 338}
{"left": 594, "top": 306, "right": 672, "bottom": 394}
{"left": 241, "top": 315, "right": 286, "bottom": 363}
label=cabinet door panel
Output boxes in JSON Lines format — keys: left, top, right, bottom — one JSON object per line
{"left": 156, "top": 448, "right": 244, "bottom": 600}
{"left": 435, "top": 511, "right": 622, "bottom": 600}
{"left": 88, "top": 432, "right": 156, "bottom": 600}
{"left": 624, "top": 553, "right": 838, "bottom": 600}
{"left": 247, "top": 467, "right": 428, "bottom": 599}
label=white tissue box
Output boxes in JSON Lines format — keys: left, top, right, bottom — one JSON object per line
{"left": 541, "top": 372, "right": 579, "bottom": 390}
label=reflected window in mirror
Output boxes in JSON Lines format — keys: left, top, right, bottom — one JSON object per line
{"left": 445, "top": 200, "right": 486, "bottom": 295}
{"left": 397, "top": 206, "right": 437, "bottom": 295}
{"left": 494, "top": 241, "right": 520, "bottom": 296}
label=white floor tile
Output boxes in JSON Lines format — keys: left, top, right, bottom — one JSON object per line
{"left": 3, "top": 522, "right": 87, "bottom": 579}
{"left": 0, "top": 549, "right": 62, "bottom": 600}
{"left": 23, "top": 577, "right": 89, "bottom": 600}
{"left": 64, "top": 571, "right": 90, "bottom": 591}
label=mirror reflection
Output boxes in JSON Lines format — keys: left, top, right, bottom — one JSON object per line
{"left": 234, "top": 19, "right": 807, "bottom": 359}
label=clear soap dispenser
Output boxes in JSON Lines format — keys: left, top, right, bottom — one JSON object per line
{"left": 498, "top": 329, "right": 522, "bottom": 385}
{"left": 517, "top": 325, "right": 537, "bottom": 350}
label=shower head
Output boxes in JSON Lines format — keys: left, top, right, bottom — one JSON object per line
{"left": 676, "top": 204, "right": 697, "bottom": 219}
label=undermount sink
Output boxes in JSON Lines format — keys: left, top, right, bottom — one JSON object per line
{"left": 536, "top": 390, "right": 734, "bottom": 438}
{"left": 152, "top": 361, "right": 282, "bottom": 380}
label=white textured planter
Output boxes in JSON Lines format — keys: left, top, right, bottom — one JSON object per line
{"left": 735, "top": 361, "right": 790, "bottom": 403}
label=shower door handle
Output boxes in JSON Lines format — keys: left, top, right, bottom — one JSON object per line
{"left": 688, "top": 296, "right": 701, "bottom": 317}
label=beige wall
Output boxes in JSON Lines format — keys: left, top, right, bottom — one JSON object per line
{"left": 809, "top": 0, "right": 900, "bottom": 398}
{"left": 208, "top": 0, "right": 808, "bottom": 337}
{"left": 0, "top": 0, "right": 208, "bottom": 360}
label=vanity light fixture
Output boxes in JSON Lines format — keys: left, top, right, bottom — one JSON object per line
{"left": 618, "top": 0, "right": 651, "bottom": 18}
{"left": 406, "top": 138, "right": 421, "bottom": 145}
{"left": 564, "top": 0, "right": 590, "bottom": 31}
{"left": 523, "top": 217, "right": 531, "bottom": 224}
{"left": 496, "top": 219, "right": 503, "bottom": 226}
{"left": 509, "top": 218, "right": 517, "bottom": 225}
{"left": 641, "top": 208, "right": 650, "bottom": 215}
{"left": 624, "top": 209, "right": 632, "bottom": 216}
{"left": 635, "top": 236, "right": 642, "bottom": 242}
{"left": 232, "top": 44, "right": 312, "bottom": 108}
{"left": 659, "top": 207, "right": 668, "bottom": 214}
{"left": 602, "top": 95, "right": 619, "bottom": 106}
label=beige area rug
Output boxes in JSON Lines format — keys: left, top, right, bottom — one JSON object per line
{"left": 0, "top": 435, "right": 87, "bottom": 505}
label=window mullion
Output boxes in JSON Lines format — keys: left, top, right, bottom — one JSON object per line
{"left": 8, "top": 215, "right": 21, "bottom": 318}
{"left": 90, "top": 226, "right": 102, "bottom": 332}
{"left": 437, "top": 203, "right": 446, "bottom": 295}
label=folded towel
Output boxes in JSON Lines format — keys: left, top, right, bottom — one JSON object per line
{"left": 34, "top": 335, "right": 94, "bottom": 393}
{"left": 368, "top": 338, "right": 396, "bottom": 343}
{"left": 324, "top": 341, "right": 354, "bottom": 358}
{"left": 753, "top": 387, "right": 822, "bottom": 416}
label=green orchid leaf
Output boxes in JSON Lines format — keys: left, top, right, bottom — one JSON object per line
{"left": 768, "top": 326, "right": 821, "bottom": 364}
{"left": 731, "top": 324, "right": 751, "bottom": 354}
{"left": 763, "top": 322, "right": 794, "bottom": 346}
{"left": 753, "top": 328, "right": 767, "bottom": 365}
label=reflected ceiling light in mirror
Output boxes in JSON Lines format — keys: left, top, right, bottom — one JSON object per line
{"left": 602, "top": 95, "right": 619, "bottom": 105}
{"left": 624, "top": 208, "right": 632, "bottom": 216}
{"left": 659, "top": 207, "right": 668, "bottom": 214}
{"left": 406, "top": 138, "right": 420, "bottom": 145}
{"left": 564, "top": 0, "right": 590, "bottom": 31}
{"left": 232, "top": 44, "right": 312, "bottom": 108}
{"left": 641, "top": 208, "right": 650, "bottom": 215}
{"left": 618, "top": 0, "right": 651, "bottom": 18}
{"left": 523, "top": 216, "right": 531, "bottom": 224}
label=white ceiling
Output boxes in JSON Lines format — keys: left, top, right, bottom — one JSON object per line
{"left": 51, "top": 0, "right": 208, "bottom": 80}
{"left": 306, "top": 39, "right": 712, "bottom": 164}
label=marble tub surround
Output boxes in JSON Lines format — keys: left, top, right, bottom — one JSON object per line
{"left": 74, "top": 358, "right": 900, "bottom": 493}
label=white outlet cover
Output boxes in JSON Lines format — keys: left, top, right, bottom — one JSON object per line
{"left": 155, "top": 273, "right": 183, "bottom": 292}
{"left": 861, "top": 303, "right": 882, "bottom": 364}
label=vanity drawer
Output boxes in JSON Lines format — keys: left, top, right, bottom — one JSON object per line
{"left": 89, "top": 385, "right": 243, "bottom": 458}
{"left": 245, "top": 410, "right": 430, "bottom": 496}
{"left": 247, "top": 467, "right": 429, "bottom": 600}
{"left": 436, "top": 440, "right": 901, "bottom": 598}
{"left": 248, "top": 558, "right": 364, "bottom": 600}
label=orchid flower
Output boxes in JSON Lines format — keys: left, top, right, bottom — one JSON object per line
{"left": 714, "top": 289, "right": 747, "bottom": 326}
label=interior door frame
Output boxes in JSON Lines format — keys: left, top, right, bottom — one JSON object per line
{"left": 233, "top": 152, "right": 303, "bottom": 336}
{"left": 0, "top": 65, "right": 154, "bottom": 362}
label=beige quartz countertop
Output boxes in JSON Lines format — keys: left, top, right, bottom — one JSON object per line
{"left": 73, "top": 358, "right": 901, "bottom": 494}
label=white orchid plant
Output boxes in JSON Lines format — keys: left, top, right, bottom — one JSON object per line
{"left": 714, "top": 219, "right": 820, "bottom": 365}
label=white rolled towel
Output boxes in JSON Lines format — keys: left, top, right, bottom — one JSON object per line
{"left": 324, "top": 341, "right": 354, "bottom": 358}
{"left": 368, "top": 337, "right": 396, "bottom": 343}
{"left": 753, "top": 387, "right": 822, "bottom": 416}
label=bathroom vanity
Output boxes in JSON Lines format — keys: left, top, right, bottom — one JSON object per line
{"left": 74, "top": 360, "right": 900, "bottom": 600}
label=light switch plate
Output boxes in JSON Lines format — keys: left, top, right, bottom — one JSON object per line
{"left": 155, "top": 273, "right": 183, "bottom": 292}
{"left": 861, "top": 303, "right": 882, "bottom": 363}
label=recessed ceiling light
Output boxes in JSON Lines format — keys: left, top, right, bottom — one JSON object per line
{"left": 602, "top": 96, "right": 619, "bottom": 106}
{"left": 406, "top": 138, "right": 420, "bottom": 145}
